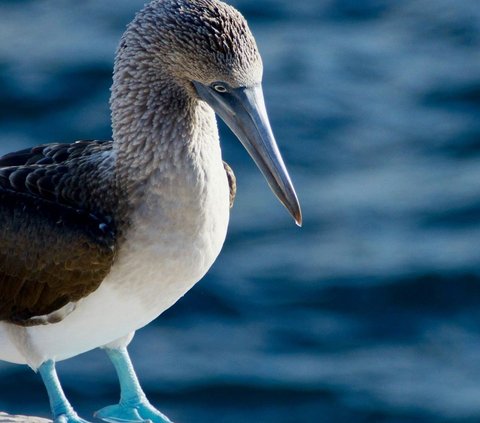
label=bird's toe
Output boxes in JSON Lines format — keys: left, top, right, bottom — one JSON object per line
{"left": 54, "top": 412, "right": 92, "bottom": 423}
{"left": 95, "top": 402, "right": 171, "bottom": 423}
{"left": 95, "top": 404, "right": 146, "bottom": 422}
{"left": 135, "top": 402, "right": 172, "bottom": 423}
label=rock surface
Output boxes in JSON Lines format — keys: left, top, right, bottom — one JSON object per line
{"left": 0, "top": 413, "right": 51, "bottom": 422}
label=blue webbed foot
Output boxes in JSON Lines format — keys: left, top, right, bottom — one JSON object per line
{"left": 135, "top": 402, "right": 173, "bottom": 423}
{"left": 95, "top": 401, "right": 172, "bottom": 423}
{"left": 95, "top": 403, "right": 146, "bottom": 423}
{"left": 53, "top": 412, "right": 92, "bottom": 423}
{"left": 98, "top": 345, "right": 173, "bottom": 423}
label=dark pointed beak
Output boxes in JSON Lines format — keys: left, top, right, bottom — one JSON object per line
{"left": 193, "top": 82, "right": 302, "bottom": 226}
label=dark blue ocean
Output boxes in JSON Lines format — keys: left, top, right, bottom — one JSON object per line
{"left": 0, "top": 0, "right": 479, "bottom": 422}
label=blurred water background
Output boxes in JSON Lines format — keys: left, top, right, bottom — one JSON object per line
{"left": 0, "top": 0, "right": 479, "bottom": 422}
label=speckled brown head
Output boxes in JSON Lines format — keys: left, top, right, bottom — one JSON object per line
{"left": 115, "top": 0, "right": 302, "bottom": 225}
{"left": 118, "top": 0, "right": 262, "bottom": 88}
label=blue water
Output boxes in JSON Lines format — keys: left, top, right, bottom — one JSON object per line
{"left": 0, "top": 0, "right": 479, "bottom": 422}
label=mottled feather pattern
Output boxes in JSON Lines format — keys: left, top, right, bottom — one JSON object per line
{"left": 0, "top": 141, "right": 116, "bottom": 215}
{"left": 0, "top": 141, "right": 117, "bottom": 325}
{"left": 119, "top": 0, "right": 262, "bottom": 91}
{"left": 0, "top": 140, "right": 235, "bottom": 326}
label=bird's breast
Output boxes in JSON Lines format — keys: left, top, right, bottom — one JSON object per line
{"left": 0, "top": 142, "right": 231, "bottom": 367}
{"left": 105, "top": 154, "right": 231, "bottom": 321}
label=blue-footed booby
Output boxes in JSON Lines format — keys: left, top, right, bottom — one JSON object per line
{"left": 0, "top": 0, "right": 301, "bottom": 422}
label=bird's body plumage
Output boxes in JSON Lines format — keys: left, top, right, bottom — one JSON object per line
{"left": 0, "top": 0, "right": 300, "bottom": 421}
{"left": 0, "top": 113, "right": 231, "bottom": 368}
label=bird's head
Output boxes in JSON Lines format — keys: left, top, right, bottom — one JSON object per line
{"left": 121, "top": 0, "right": 302, "bottom": 225}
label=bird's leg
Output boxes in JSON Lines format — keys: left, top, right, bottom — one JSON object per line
{"left": 38, "top": 360, "right": 91, "bottom": 423}
{"left": 95, "top": 346, "right": 173, "bottom": 423}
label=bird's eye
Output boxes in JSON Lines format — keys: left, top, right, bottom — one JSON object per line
{"left": 212, "top": 83, "right": 228, "bottom": 93}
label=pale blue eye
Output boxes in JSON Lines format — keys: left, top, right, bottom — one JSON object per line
{"left": 212, "top": 83, "right": 227, "bottom": 93}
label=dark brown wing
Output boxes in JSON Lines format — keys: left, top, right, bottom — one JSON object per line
{"left": 0, "top": 141, "right": 116, "bottom": 326}
{"left": 223, "top": 161, "right": 236, "bottom": 208}
{"left": 0, "top": 140, "right": 109, "bottom": 167}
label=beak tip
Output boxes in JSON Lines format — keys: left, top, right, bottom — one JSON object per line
{"left": 294, "top": 211, "right": 303, "bottom": 227}
{"left": 289, "top": 203, "right": 302, "bottom": 227}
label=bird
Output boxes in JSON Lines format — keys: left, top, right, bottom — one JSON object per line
{"left": 0, "top": 0, "right": 301, "bottom": 422}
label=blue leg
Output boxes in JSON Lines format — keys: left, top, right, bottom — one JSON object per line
{"left": 38, "top": 360, "right": 91, "bottom": 423}
{"left": 95, "top": 347, "right": 173, "bottom": 423}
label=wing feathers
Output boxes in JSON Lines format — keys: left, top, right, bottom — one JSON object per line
{"left": 0, "top": 141, "right": 116, "bottom": 326}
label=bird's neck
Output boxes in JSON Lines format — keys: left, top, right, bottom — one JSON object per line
{"left": 110, "top": 65, "right": 219, "bottom": 202}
